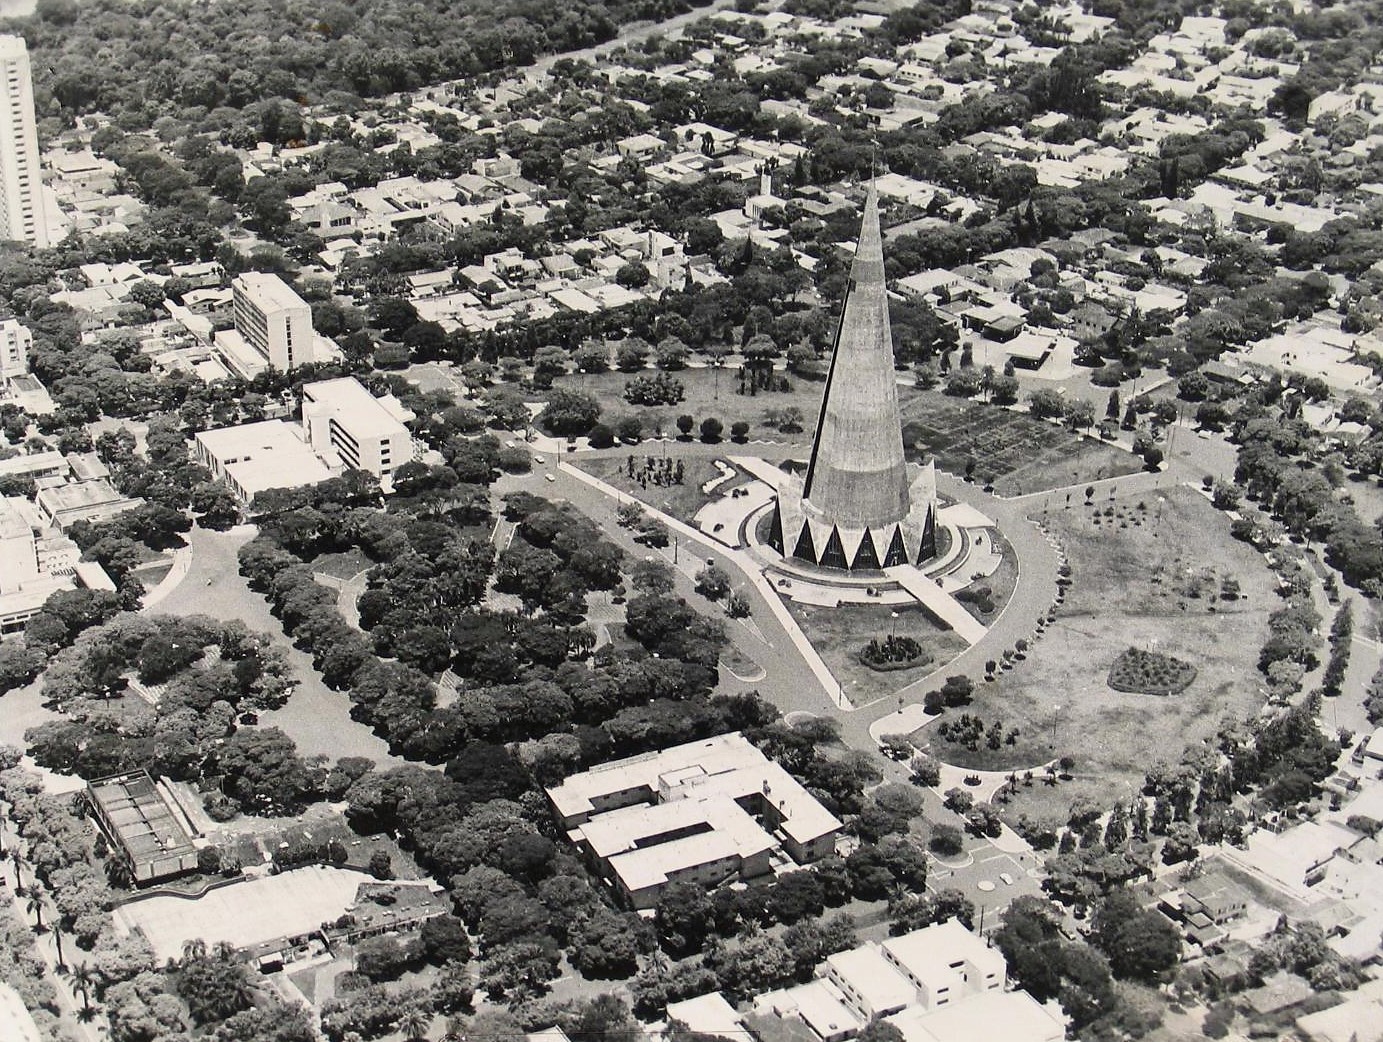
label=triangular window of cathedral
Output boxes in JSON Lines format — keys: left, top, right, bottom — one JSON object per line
{"left": 820, "top": 526, "right": 849, "bottom": 570}
{"left": 767, "top": 503, "right": 784, "bottom": 554}
{"left": 852, "top": 529, "right": 881, "bottom": 570}
{"left": 883, "top": 526, "right": 909, "bottom": 568}
{"left": 918, "top": 507, "right": 937, "bottom": 563}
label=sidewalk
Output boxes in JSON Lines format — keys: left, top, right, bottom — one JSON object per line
{"left": 557, "top": 452, "right": 852, "bottom": 709}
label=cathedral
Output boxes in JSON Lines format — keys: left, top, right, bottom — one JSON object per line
{"left": 768, "top": 186, "right": 938, "bottom": 571}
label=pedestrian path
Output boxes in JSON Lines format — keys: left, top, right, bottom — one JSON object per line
{"left": 885, "top": 566, "right": 988, "bottom": 645}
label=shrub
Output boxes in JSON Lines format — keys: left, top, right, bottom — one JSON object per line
{"left": 859, "top": 634, "right": 931, "bottom": 671}
{"left": 1107, "top": 647, "right": 1196, "bottom": 695}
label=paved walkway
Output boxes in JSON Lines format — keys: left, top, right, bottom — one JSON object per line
{"left": 555, "top": 446, "right": 852, "bottom": 709}
{"left": 885, "top": 565, "right": 987, "bottom": 645}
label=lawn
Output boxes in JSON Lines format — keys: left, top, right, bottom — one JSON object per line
{"left": 308, "top": 547, "right": 373, "bottom": 580}
{"left": 785, "top": 600, "right": 968, "bottom": 709}
{"left": 571, "top": 451, "right": 727, "bottom": 524}
{"left": 897, "top": 389, "right": 1142, "bottom": 494}
{"left": 550, "top": 366, "right": 824, "bottom": 446}
{"left": 935, "top": 487, "right": 1279, "bottom": 827}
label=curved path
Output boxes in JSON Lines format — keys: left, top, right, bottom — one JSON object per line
{"left": 541, "top": 438, "right": 1066, "bottom": 751}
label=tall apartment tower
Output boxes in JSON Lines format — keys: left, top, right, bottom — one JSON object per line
{"left": 231, "top": 272, "right": 315, "bottom": 371}
{"left": 0, "top": 36, "right": 48, "bottom": 249}
{"left": 0, "top": 316, "right": 30, "bottom": 381}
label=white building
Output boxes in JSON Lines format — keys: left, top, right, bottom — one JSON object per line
{"left": 230, "top": 273, "right": 314, "bottom": 372}
{"left": 0, "top": 36, "right": 47, "bottom": 248}
{"left": 0, "top": 495, "right": 77, "bottom": 633}
{"left": 0, "top": 315, "right": 29, "bottom": 381}
{"left": 193, "top": 420, "right": 334, "bottom": 505}
{"left": 548, "top": 732, "right": 842, "bottom": 909}
{"left": 301, "top": 377, "right": 416, "bottom": 487}
{"left": 752, "top": 921, "right": 1064, "bottom": 1042}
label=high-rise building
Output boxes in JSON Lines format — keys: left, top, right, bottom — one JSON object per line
{"left": 0, "top": 36, "right": 48, "bottom": 249}
{"left": 0, "top": 316, "right": 31, "bottom": 381}
{"left": 231, "top": 272, "right": 314, "bottom": 371}
{"left": 768, "top": 186, "right": 937, "bottom": 570}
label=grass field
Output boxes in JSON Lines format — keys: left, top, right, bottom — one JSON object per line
{"left": 897, "top": 389, "right": 1142, "bottom": 494}
{"left": 552, "top": 366, "right": 823, "bottom": 446}
{"left": 572, "top": 452, "right": 728, "bottom": 524}
{"left": 786, "top": 600, "right": 968, "bottom": 709}
{"left": 939, "top": 488, "right": 1278, "bottom": 826}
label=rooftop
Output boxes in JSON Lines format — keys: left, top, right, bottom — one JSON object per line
{"left": 234, "top": 271, "right": 310, "bottom": 312}
{"left": 547, "top": 731, "right": 840, "bottom": 845}
{"left": 886, "top": 990, "right": 1065, "bottom": 1042}
{"left": 302, "top": 376, "right": 415, "bottom": 439}
{"left": 88, "top": 771, "right": 198, "bottom": 866}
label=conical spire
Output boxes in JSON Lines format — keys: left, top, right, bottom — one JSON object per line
{"left": 802, "top": 185, "right": 910, "bottom": 530}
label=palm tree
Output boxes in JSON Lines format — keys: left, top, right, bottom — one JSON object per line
{"left": 105, "top": 857, "right": 133, "bottom": 891}
{"left": 25, "top": 886, "right": 44, "bottom": 930}
{"left": 71, "top": 963, "right": 95, "bottom": 1020}
{"left": 399, "top": 1007, "right": 433, "bottom": 1042}
{"left": 10, "top": 848, "right": 23, "bottom": 894}
{"left": 52, "top": 924, "right": 65, "bottom": 969}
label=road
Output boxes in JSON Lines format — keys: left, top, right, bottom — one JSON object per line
{"left": 523, "top": 0, "right": 740, "bottom": 78}
{"left": 146, "top": 526, "right": 404, "bottom": 769}
{"left": 526, "top": 440, "right": 1065, "bottom": 753}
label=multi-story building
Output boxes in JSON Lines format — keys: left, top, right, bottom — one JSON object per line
{"left": 0, "top": 316, "right": 30, "bottom": 381}
{"left": 301, "top": 377, "right": 417, "bottom": 487}
{"left": 0, "top": 37, "right": 47, "bottom": 248}
{"left": 547, "top": 732, "right": 842, "bottom": 909}
{"left": 231, "top": 272, "right": 314, "bottom": 372}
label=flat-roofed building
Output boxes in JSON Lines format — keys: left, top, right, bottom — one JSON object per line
{"left": 301, "top": 377, "right": 416, "bottom": 488}
{"left": 886, "top": 989, "right": 1064, "bottom": 1042}
{"left": 0, "top": 36, "right": 49, "bottom": 248}
{"left": 548, "top": 731, "right": 841, "bottom": 862}
{"left": 0, "top": 316, "right": 29, "bottom": 380}
{"left": 0, "top": 494, "right": 75, "bottom": 632}
{"left": 881, "top": 920, "right": 1006, "bottom": 1009}
{"left": 87, "top": 771, "right": 201, "bottom": 885}
{"left": 231, "top": 272, "right": 314, "bottom": 372}
{"left": 194, "top": 419, "right": 335, "bottom": 505}
{"left": 759, "top": 980, "right": 862, "bottom": 1042}
{"left": 667, "top": 993, "right": 747, "bottom": 1039}
{"left": 549, "top": 732, "right": 841, "bottom": 909}
{"left": 35, "top": 478, "right": 143, "bottom": 530}
{"left": 825, "top": 946, "right": 916, "bottom": 1019}
{"left": 574, "top": 794, "right": 774, "bottom": 908}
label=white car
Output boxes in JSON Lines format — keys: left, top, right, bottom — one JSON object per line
{"left": 545, "top": 473, "right": 555, "bottom": 482}
{"left": 999, "top": 872, "right": 1014, "bottom": 886}
{"left": 533, "top": 455, "right": 545, "bottom": 464}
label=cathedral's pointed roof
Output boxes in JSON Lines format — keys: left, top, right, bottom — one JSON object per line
{"left": 802, "top": 185, "right": 910, "bottom": 530}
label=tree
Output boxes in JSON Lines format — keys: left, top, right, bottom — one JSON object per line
{"left": 766, "top": 871, "right": 825, "bottom": 925}
{"left": 699, "top": 417, "right": 723, "bottom": 442}
{"left": 655, "top": 881, "right": 715, "bottom": 955}
{"left": 539, "top": 388, "right": 600, "bottom": 436}
{"left": 420, "top": 914, "right": 472, "bottom": 965}
{"left": 694, "top": 563, "right": 732, "bottom": 601}
{"left": 355, "top": 935, "right": 411, "bottom": 982}
{"left": 1090, "top": 890, "right": 1181, "bottom": 983}
{"left": 676, "top": 415, "right": 694, "bottom": 437}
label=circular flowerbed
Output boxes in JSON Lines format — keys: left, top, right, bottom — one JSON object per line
{"left": 1107, "top": 647, "right": 1196, "bottom": 696}
{"left": 859, "top": 634, "right": 932, "bottom": 672}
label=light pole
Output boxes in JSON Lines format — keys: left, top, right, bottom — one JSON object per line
{"left": 890, "top": 611, "right": 899, "bottom": 639}
{"left": 1050, "top": 703, "right": 1062, "bottom": 750}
